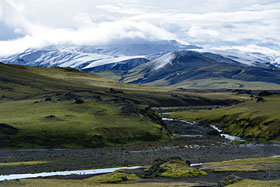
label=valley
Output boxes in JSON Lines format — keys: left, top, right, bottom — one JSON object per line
{"left": 0, "top": 62, "right": 280, "bottom": 186}
{"left": 1, "top": 0, "right": 280, "bottom": 186}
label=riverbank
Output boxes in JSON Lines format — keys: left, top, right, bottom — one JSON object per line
{"left": 1, "top": 140, "right": 280, "bottom": 176}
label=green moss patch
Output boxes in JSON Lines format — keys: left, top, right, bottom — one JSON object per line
{"left": 0, "top": 161, "right": 49, "bottom": 167}
{"left": 86, "top": 170, "right": 140, "bottom": 183}
{"left": 226, "top": 179, "right": 280, "bottom": 187}
{"left": 202, "top": 156, "right": 280, "bottom": 172}
{"left": 144, "top": 158, "right": 207, "bottom": 178}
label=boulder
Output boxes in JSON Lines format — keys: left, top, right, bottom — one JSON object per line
{"left": 64, "top": 92, "right": 77, "bottom": 100}
{"left": 45, "top": 115, "right": 56, "bottom": 119}
{"left": 74, "top": 98, "right": 84, "bottom": 104}
{"left": 256, "top": 97, "right": 265, "bottom": 102}
{"left": 218, "top": 174, "right": 242, "bottom": 186}
{"left": 45, "top": 97, "right": 52, "bottom": 101}
{"left": 109, "top": 88, "right": 123, "bottom": 94}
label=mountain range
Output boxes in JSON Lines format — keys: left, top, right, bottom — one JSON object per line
{"left": 0, "top": 40, "right": 280, "bottom": 89}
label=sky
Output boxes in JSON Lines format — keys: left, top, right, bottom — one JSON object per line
{"left": 0, "top": 0, "right": 279, "bottom": 56}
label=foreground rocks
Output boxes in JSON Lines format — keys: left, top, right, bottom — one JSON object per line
{"left": 143, "top": 157, "right": 207, "bottom": 178}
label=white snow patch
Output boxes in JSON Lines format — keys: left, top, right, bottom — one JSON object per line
{"left": 152, "top": 52, "right": 176, "bottom": 70}
{"left": 194, "top": 48, "right": 275, "bottom": 67}
{"left": 83, "top": 55, "right": 146, "bottom": 69}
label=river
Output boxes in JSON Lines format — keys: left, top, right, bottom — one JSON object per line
{"left": 0, "top": 166, "right": 141, "bottom": 181}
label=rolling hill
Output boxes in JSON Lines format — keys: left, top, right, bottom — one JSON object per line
{"left": 0, "top": 62, "right": 245, "bottom": 148}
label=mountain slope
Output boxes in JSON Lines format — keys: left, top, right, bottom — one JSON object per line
{"left": 122, "top": 51, "right": 280, "bottom": 89}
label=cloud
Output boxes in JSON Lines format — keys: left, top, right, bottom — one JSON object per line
{"left": 0, "top": 20, "right": 178, "bottom": 56}
{"left": 97, "top": 4, "right": 143, "bottom": 15}
{"left": 0, "top": 0, "right": 279, "bottom": 56}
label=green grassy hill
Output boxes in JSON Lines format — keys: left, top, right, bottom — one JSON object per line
{"left": 168, "top": 94, "right": 280, "bottom": 142}
{"left": 0, "top": 63, "right": 247, "bottom": 148}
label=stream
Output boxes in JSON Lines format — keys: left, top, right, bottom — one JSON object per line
{"left": 159, "top": 108, "right": 244, "bottom": 142}
{"left": 0, "top": 166, "right": 141, "bottom": 181}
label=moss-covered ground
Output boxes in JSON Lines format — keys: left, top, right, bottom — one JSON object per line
{"left": 0, "top": 161, "right": 49, "bottom": 167}
{"left": 202, "top": 156, "right": 280, "bottom": 172}
{"left": 226, "top": 179, "right": 280, "bottom": 187}
{"left": 0, "top": 97, "right": 167, "bottom": 148}
{"left": 85, "top": 170, "right": 140, "bottom": 183}
{"left": 158, "top": 160, "right": 207, "bottom": 178}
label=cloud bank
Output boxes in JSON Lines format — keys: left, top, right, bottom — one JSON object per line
{"left": 0, "top": 0, "right": 279, "bottom": 56}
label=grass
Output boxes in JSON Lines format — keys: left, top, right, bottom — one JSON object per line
{"left": 86, "top": 170, "right": 140, "bottom": 183}
{"left": 162, "top": 78, "right": 280, "bottom": 90}
{"left": 0, "top": 97, "right": 168, "bottom": 148}
{"left": 143, "top": 159, "right": 207, "bottom": 179}
{"left": 168, "top": 95, "right": 280, "bottom": 141}
{"left": 0, "top": 161, "right": 49, "bottom": 167}
{"left": 158, "top": 160, "right": 207, "bottom": 178}
{"left": 226, "top": 179, "right": 280, "bottom": 187}
{"left": 0, "top": 63, "right": 249, "bottom": 148}
{"left": 0, "top": 63, "right": 245, "bottom": 106}
{"left": 202, "top": 156, "right": 280, "bottom": 172}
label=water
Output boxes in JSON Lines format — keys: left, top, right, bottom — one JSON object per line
{"left": 162, "top": 117, "right": 244, "bottom": 142}
{"left": 0, "top": 166, "right": 141, "bottom": 181}
{"left": 162, "top": 117, "right": 174, "bottom": 121}
{"left": 211, "top": 125, "right": 244, "bottom": 142}
{"left": 173, "top": 134, "right": 203, "bottom": 138}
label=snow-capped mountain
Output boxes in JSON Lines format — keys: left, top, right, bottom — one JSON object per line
{"left": 194, "top": 49, "right": 280, "bottom": 68}
{"left": 122, "top": 50, "right": 280, "bottom": 87}
{"left": 129, "top": 49, "right": 279, "bottom": 74}
{"left": 0, "top": 40, "right": 200, "bottom": 71}
{"left": 1, "top": 39, "right": 279, "bottom": 89}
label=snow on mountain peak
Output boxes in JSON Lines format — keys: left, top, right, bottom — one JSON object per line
{"left": 152, "top": 52, "right": 176, "bottom": 70}
{"left": 0, "top": 40, "right": 200, "bottom": 70}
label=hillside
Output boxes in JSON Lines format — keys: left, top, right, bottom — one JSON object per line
{"left": 0, "top": 63, "right": 246, "bottom": 148}
{"left": 168, "top": 94, "right": 280, "bottom": 142}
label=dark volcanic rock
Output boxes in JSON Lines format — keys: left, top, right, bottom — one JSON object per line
{"left": 74, "top": 98, "right": 84, "bottom": 104}
{"left": 121, "top": 176, "right": 128, "bottom": 181}
{"left": 93, "top": 96, "right": 102, "bottom": 101}
{"left": 64, "top": 93, "right": 77, "bottom": 100}
{"left": 0, "top": 123, "right": 18, "bottom": 135}
{"left": 45, "top": 97, "right": 52, "bottom": 101}
{"left": 109, "top": 88, "right": 123, "bottom": 94}
{"left": 45, "top": 115, "right": 56, "bottom": 119}
{"left": 256, "top": 97, "right": 265, "bottom": 102}
{"left": 205, "top": 129, "right": 220, "bottom": 136}
{"left": 185, "top": 160, "right": 192, "bottom": 167}
{"left": 144, "top": 158, "right": 167, "bottom": 178}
